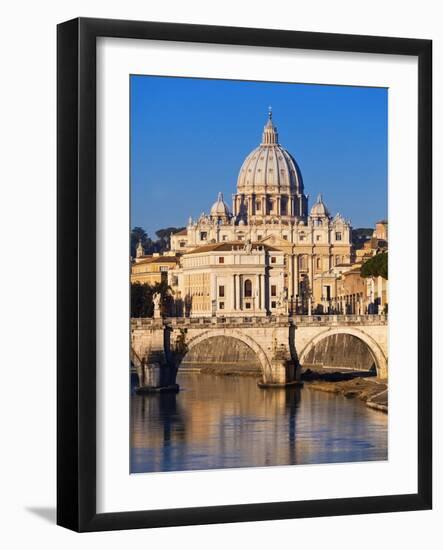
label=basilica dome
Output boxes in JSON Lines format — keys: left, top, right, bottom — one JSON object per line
{"left": 236, "top": 112, "right": 304, "bottom": 196}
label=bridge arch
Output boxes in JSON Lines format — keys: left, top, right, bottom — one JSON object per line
{"left": 298, "top": 326, "right": 388, "bottom": 379}
{"left": 177, "top": 329, "right": 273, "bottom": 381}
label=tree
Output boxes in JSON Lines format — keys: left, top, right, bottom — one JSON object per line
{"left": 130, "top": 282, "right": 154, "bottom": 317}
{"left": 151, "top": 280, "right": 174, "bottom": 315}
{"left": 130, "top": 280, "right": 174, "bottom": 318}
{"left": 130, "top": 227, "right": 152, "bottom": 257}
{"left": 130, "top": 225, "right": 185, "bottom": 256}
{"left": 155, "top": 227, "right": 186, "bottom": 252}
{"left": 361, "top": 252, "right": 388, "bottom": 280}
{"left": 352, "top": 228, "right": 373, "bottom": 249}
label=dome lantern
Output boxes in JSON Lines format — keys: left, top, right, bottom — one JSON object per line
{"left": 262, "top": 108, "right": 279, "bottom": 145}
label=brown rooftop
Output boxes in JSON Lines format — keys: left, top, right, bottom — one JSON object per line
{"left": 185, "top": 241, "right": 279, "bottom": 254}
{"left": 135, "top": 255, "right": 179, "bottom": 265}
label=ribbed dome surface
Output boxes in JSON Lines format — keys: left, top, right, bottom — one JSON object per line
{"left": 236, "top": 113, "right": 304, "bottom": 195}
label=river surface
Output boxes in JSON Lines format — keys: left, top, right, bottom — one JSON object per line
{"left": 131, "top": 372, "right": 387, "bottom": 473}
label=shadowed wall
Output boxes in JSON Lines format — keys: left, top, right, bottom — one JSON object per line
{"left": 181, "top": 335, "right": 261, "bottom": 373}
{"left": 303, "top": 334, "right": 375, "bottom": 371}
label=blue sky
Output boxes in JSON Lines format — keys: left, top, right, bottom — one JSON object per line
{"left": 131, "top": 76, "right": 387, "bottom": 237}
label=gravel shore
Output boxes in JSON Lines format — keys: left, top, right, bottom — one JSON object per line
{"left": 302, "top": 371, "right": 388, "bottom": 413}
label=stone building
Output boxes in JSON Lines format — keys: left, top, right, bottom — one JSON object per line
{"left": 168, "top": 111, "right": 353, "bottom": 314}
{"left": 131, "top": 251, "right": 180, "bottom": 286}
{"left": 310, "top": 220, "right": 389, "bottom": 315}
{"left": 169, "top": 241, "right": 287, "bottom": 317}
{"left": 373, "top": 220, "right": 388, "bottom": 241}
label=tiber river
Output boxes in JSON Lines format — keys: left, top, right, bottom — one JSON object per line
{"left": 130, "top": 372, "right": 388, "bottom": 473}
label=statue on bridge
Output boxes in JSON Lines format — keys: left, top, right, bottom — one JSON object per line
{"left": 153, "top": 292, "right": 161, "bottom": 319}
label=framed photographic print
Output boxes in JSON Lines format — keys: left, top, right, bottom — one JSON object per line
{"left": 57, "top": 18, "right": 432, "bottom": 532}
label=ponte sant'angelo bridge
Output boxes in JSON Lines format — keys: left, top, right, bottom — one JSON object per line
{"left": 131, "top": 314, "right": 388, "bottom": 391}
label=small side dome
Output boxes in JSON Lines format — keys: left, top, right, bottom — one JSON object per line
{"left": 310, "top": 194, "right": 330, "bottom": 218}
{"left": 210, "top": 192, "right": 231, "bottom": 221}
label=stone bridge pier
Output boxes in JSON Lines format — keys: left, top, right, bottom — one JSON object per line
{"left": 131, "top": 319, "right": 179, "bottom": 392}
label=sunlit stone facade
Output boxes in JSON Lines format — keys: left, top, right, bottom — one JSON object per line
{"left": 170, "top": 242, "right": 287, "bottom": 317}
{"left": 168, "top": 111, "right": 353, "bottom": 315}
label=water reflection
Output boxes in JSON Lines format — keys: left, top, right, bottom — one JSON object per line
{"left": 131, "top": 372, "right": 387, "bottom": 473}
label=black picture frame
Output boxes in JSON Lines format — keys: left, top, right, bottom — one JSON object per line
{"left": 57, "top": 17, "right": 432, "bottom": 532}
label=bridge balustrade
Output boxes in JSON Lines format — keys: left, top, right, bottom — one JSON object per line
{"left": 131, "top": 313, "right": 387, "bottom": 328}
{"left": 291, "top": 314, "right": 387, "bottom": 325}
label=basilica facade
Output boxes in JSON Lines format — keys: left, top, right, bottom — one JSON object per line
{"left": 164, "top": 111, "right": 353, "bottom": 316}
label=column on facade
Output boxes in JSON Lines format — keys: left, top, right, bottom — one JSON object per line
{"left": 232, "top": 274, "right": 236, "bottom": 312}
{"left": 255, "top": 274, "right": 259, "bottom": 312}
{"left": 294, "top": 253, "right": 299, "bottom": 298}
{"left": 287, "top": 254, "right": 293, "bottom": 302}
{"left": 238, "top": 274, "right": 243, "bottom": 310}
{"left": 258, "top": 274, "right": 262, "bottom": 310}
{"left": 309, "top": 254, "right": 314, "bottom": 299}
{"left": 377, "top": 276, "right": 383, "bottom": 312}
{"left": 210, "top": 272, "right": 217, "bottom": 315}
{"left": 370, "top": 278, "right": 375, "bottom": 311}
{"left": 281, "top": 269, "right": 285, "bottom": 312}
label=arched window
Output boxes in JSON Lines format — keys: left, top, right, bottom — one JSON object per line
{"left": 244, "top": 279, "right": 252, "bottom": 297}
